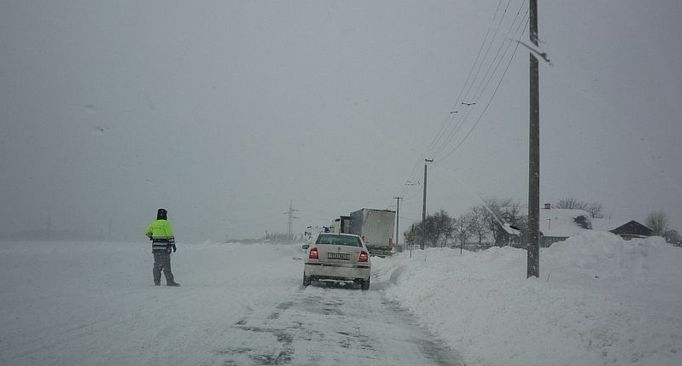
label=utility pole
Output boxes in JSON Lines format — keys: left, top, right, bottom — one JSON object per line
{"left": 410, "top": 224, "right": 414, "bottom": 258}
{"left": 393, "top": 196, "right": 402, "bottom": 251}
{"left": 527, "top": 0, "right": 540, "bottom": 278}
{"left": 284, "top": 201, "right": 299, "bottom": 241}
{"left": 421, "top": 158, "right": 433, "bottom": 250}
{"left": 46, "top": 211, "right": 52, "bottom": 241}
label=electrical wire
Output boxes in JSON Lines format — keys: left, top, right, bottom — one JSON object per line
{"left": 420, "top": 0, "right": 505, "bottom": 158}
{"left": 436, "top": 15, "right": 529, "bottom": 163}
{"left": 428, "top": 0, "right": 523, "bottom": 160}
{"left": 393, "top": 0, "right": 512, "bottom": 199}
{"left": 429, "top": 0, "right": 528, "bottom": 161}
{"left": 391, "top": 0, "right": 532, "bottom": 219}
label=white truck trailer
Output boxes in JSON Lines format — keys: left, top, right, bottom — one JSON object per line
{"left": 348, "top": 209, "right": 396, "bottom": 256}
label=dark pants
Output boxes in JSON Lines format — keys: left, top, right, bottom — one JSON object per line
{"left": 153, "top": 252, "right": 175, "bottom": 285}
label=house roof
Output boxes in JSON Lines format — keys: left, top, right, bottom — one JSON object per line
{"left": 610, "top": 220, "right": 653, "bottom": 237}
{"left": 539, "top": 209, "right": 592, "bottom": 238}
{"left": 591, "top": 218, "right": 653, "bottom": 237}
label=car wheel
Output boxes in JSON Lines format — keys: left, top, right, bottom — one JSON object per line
{"left": 302, "top": 274, "right": 311, "bottom": 287}
{"left": 361, "top": 278, "right": 370, "bottom": 291}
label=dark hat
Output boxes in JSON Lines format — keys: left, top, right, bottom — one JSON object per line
{"left": 157, "top": 208, "right": 168, "bottom": 220}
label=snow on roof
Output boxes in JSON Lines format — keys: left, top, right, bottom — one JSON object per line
{"left": 539, "top": 208, "right": 591, "bottom": 238}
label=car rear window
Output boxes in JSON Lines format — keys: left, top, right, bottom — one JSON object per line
{"left": 315, "top": 234, "right": 361, "bottom": 247}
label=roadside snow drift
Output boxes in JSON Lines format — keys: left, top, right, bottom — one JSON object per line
{"left": 1, "top": 233, "right": 680, "bottom": 366}
{"left": 374, "top": 232, "right": 682, "bottom": 366}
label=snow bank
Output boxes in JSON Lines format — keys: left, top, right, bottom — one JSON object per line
{"left": 545, "top": 231, "right": 668, "bottom": 278}
{"left": 374, "top": 232, "right": 682, "bottom": 366}
{"left": 0, "top": 241, "right": 303, "bottom": 366}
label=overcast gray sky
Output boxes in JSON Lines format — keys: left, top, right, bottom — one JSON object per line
{"left": 1, "top": 0, "right": 681, "bottom": 241}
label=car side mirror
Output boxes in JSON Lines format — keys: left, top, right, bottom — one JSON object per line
{"left": 301, "top": 244, "right": 310, "bottom": 250}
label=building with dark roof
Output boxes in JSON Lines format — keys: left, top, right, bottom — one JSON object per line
{"left": 609, "top": 220, "right": 653, "bottom": 240}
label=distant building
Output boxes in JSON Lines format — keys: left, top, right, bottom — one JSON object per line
{"left": 539, "top": 205, "right": 592, "bottom": 247}
{"left": 537, "top": 203, "right": 655, "bottom": 245}
{"left": 609, "top": 220, "right": 653, "bottom": 240}
{"left": 592, "top": 218, "right": 653, "bottom": 240}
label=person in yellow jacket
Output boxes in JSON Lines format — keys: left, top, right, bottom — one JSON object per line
{"left": 145, "top": 208, "right": 180, "bottom": 286}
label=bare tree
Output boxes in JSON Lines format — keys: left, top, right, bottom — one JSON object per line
{"left": 556, "top": 198, "right": 603, "bottom": 218}
{"left": 586, "top": 202, "right": 604, "bottom": 218}
{"left": 468, "top": 206, "right": 489, "bottom": 246}
{"left": 432, "top": 209, "right": 454, "bottom": 247}
{"left": 452, "top": 215, "right": 472, "bottom": 248}
{"left": 403, "top": 226, "right": 417, "bottom": 248}
{"left": 480, "top": 198, "right": 526, "bottom": 247}
{"left": 556, "top": 197, "right": 583, "bottom": 209}
{"left": 481, "top": 198, "right": 509, "bottom": 247}
{"left": 410, "top": 209, "right": 454, "bottom": 248}
{"left": 646, "top": 210, "right": 669, "bottom": 236}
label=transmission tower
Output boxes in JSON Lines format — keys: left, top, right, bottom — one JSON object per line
{"left": 283, "top": 201, "right": 299, "bottom": 241}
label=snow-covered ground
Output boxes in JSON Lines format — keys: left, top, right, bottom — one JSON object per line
{"left": 1, "top": 233, "right": 680, "bottom": 366}
{"left": 374, "top": 232, "right": 682, "bottom": 366}
{"left": 0, "top": 241, "right": 461, "bottom": 366}
{"left": 0, "top": 241, "right": 305, "bottom": 366}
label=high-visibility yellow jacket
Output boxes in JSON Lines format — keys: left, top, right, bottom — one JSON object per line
{"left": 145, "top": 219, "right": 174, "bottom": 240}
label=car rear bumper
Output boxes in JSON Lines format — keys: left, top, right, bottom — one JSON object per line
{"left": 304, "top": 262, "right": 370, "bottom": 281}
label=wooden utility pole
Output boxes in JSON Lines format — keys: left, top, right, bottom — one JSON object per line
{"left": 527, "top": 0, "right": 540, "bottom": 278}
{"left": 410, "top": 224, "right": 414, "bottom": 258}
{"left": 421, "top": 158, "right": 433, "bottom": 249}
{"left": 46, "top": 211, "right": 52, "bottom": 240}
{"left": 393, "top": 196, "right": 402, "bottom": 251}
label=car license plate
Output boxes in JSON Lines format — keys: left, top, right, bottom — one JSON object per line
{"left": 327, "top": 252, "right": 350, "bottom": 260}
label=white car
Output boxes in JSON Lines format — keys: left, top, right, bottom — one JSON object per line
{"left": 303, "top": 233, "right": 371, "bottom": 290}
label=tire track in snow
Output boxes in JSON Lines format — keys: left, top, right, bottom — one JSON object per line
{"left": 210, "top": 279, "right": 464, "bottom": 366}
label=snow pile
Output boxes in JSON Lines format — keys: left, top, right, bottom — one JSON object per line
{"left": 374, "top": 232, "right": 682, "bottom": 366}
{"left": 544, "top": 231, "right": 668, "bottom": 280}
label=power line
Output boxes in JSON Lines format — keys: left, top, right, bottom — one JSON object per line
{"left": 431, "top": 1, "right": 528, "bottom": 158}
{"left": 395, "top": 1, "right": 513, "bottom": 198}
{"left": 460, "top": 0, "right": 514, "bottom": 103}
{"left": 433, "top": 5, "right": 529, "bottom": 163}
{"left": 393, "top": 1, "right": 531, "bottom": 224}
{"left": 471, "top": 1, "right": 529, "bottom": 99}
{"left": 419, "top": 0, "right": 506, "bottom": 159}
{"left": 429, "top": 0, "right": 524, "bottom": 160}
{"left": 436, "top": 15, "right": 529, "bottom": 163}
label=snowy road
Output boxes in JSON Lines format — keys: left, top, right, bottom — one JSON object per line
{"left": 0, "top": 241, "right": 461, "bottom": 366}
{"left": 216, "top": 286, "right": 462, "bottom": 366}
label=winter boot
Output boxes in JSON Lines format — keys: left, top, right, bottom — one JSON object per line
{"left": 167, "top": 282, "right": 181, "bottom": 287}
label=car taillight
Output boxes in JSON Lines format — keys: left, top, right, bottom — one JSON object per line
{"left": 359, "top": 250, "right": 369, "bottom": 262}
{"left": 309, "top": 247, "right": 319, "bottom": 259}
